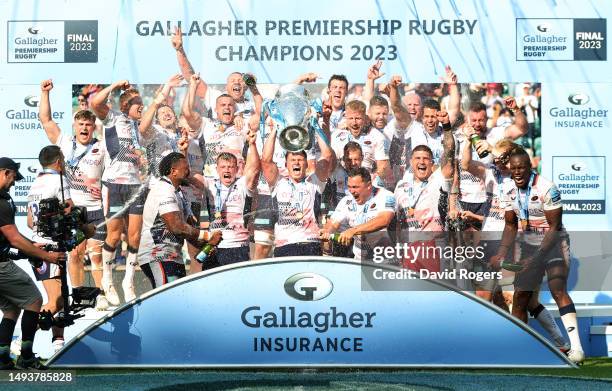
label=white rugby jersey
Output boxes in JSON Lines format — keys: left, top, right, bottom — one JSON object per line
{"left": 201, "top": 119, "right": 247, "bottom": 179}
{"left": 502, "top": 174, "right": 565, "bottom": 247}
{"left": 27, "top": 170, "right": 72, "bottom": 243}
{"left": 204, "top": 176, "right": 252, "bottom": 248}
{"left": 101, "top": 109, "right": 143, "bottom": 185}
{"left": 378, "top": 117, "right": 409, "bottom": 146}
{"left": 331, "top": 186, "right": 395, "bottom": 260}
{"left": 255, "top": 123, "right": 316, "bottom": 196}
{"left": 331, "top": 127, "right": 388, "bottom": 172}
{"left": 398, "top": 121, "right": 425, "bottom": 160}
{"left": 138, "top": 177, "right": 190, "bottom": 265}
{"left": 411, "top": 126, "right": 444, "bottom": 166}
{"left": 386, "top": 120, "right": 425, "bottom": 179}
{"left": 182, "top": 130, "right": 206, "bottom": 204}
{"left": 481, "top": 165, "right": 513, "bottom": 237}
{"left": 56, "top": 133, "right": 104, "bottom": 211}
{"left": 394, "top": 169, "right": 451, "bottom": 234}
{"left": 455, "top": 130, "right": 488, "bottom": 204}
{"left": 330, "top": 167, "right": 384, "bottom": 206}
{"left": 141, "top": 124, "right": 184, "bottom": 178}
{"left": 455, "top": 125, "right": 508, "bottom": 204}
{"left": 272, "top": 174, "right": 326, "bottom": 247}
{"left": 205, "top": 89, "right": 256, "bottom": 120}
{"left": 329, "top": 108, "right": 345, "bottom": 131}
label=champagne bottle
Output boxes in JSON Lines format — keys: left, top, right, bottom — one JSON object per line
{"left": 329, "top": 233, "right": 346, "bottom": 243}
{"left": 242, "top": 73, "right": 257, "bottom": 87}
{"left": 500, "top": 260, "right": 523, "bottom": 272}
{"left": 195, "top": 243, "right": 215, "bottom": 263}
{"left": 469, "top": 134, "right": 490, "bottom": 158}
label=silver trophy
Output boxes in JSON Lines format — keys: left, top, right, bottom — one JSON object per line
{"left": 273, "top": 84, "right": 314, "bottom": 152}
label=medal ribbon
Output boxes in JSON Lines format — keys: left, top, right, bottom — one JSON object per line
{"left": 516, "top": 171, "right": 536, "bottom": 225}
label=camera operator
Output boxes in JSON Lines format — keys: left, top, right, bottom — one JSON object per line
{"left": 26, "top": 146, "right": 73, "bottom": 353}
{"left": 0, "top": 157, "right": 66, "bottom": 370}
{"left": 138, "top": 153, "right": 222, "bottom": 288}
{"left": 39, "top": 79, "right": 109, "bottom": 310}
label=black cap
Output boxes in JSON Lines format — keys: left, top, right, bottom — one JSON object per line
{"left": 0, "top": 157, "right": 24, "bottom": 181}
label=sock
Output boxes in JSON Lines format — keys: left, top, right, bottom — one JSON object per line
{"left": 0, "top": 345, "right": 9, "bottom": 361}
{"left": 20, "top": 311, "right": 38, "bottom": 358}
{"left": 0, "top": 318, "right": 17, "bottom": 347}
{"left": 52, "top": 336, "right": 64, "bottom": 345}
{"left": 20, "top": 341, "right": 33, "bottom": 359}
{"left": 530, "top": 304, "right": 567, "bottom": 348}
{"left": 102, "top": 242, "right": 116, "bottom": 290}
{"left": 52, "top": 325, "right": 64, "bottom": 341}
{"left": 123, "top": 247, "right": 138, "bottom": 287}
{"left": 559, "top": 304, "right": 584, "bottom": 352}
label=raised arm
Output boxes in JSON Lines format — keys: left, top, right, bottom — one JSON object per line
{"left": 139, "top": 74, "right": 183, "bottom": 138}
{"left": 39, "top": 79, "right": 61, "bottom": 144}
{"left": 171, "top": 26, "right": 207, "bottom": 98}
{"left": 503, "top": 96, "right": 528, "bottom": 139}
{"left": 261, "top": 118, "right": 280, "bottom": 188}
{"left": 439, "top": 111, "right": 456, "bottom": 179}
{"left": 363, "top": 60, "right": 385, "bottom": 104}
{"left": 314, "top": 100, "right": 336, "bottom": 182}
{"left": 182, "top": 73, "right": 203, "bottom": 130}
{"left": 243, "top": 126, "right": 261, "bottom": 192}
{"left": 91, "top": 80, "right": 130, "bottom": 120}
{"left": 244, "top": 73, "right": 263, "bottom": 120}
{"left": 388, "top": 75, "right": 412, "bottom": 130}
{"left": 461, "top": 125, "right": 487, "bottom": 178}
{"left": 293, "top": 72, "right": 319, "bottom": 85}
{"left": 442, "top": 65, "right": 461, "bottom": 124}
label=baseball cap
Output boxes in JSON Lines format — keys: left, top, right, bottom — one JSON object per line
{"left": 0, "top": 157, "right": 24, "bottom": 181}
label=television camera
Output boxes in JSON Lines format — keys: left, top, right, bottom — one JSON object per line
{"left": 8, "top": 197, "right": 100, "bottom": 329}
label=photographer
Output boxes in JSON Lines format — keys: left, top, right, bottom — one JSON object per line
{"left": 0, "top": 157, "right": 65, "bottom": 370}
{"left": 138, "top": 153, "right": 222, "bottom": 288}
{"left": 26, "top": 146, "right": 73, "bottom": 353}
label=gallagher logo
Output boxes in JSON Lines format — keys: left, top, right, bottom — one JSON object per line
{"left": 27, "top": 26, "right": 40, "bottom": 34}
{"left": 571, "top": 162, "right": 587, "bottom": 171}
{"left": 24, "top": 95, "right": 40, "bottom": 107}
{"left": 568, "top": 93, "right": 590, "bottom": 105}
{"left": 536, "top": 23, "right": 550, "bottom": 33}
{"left": 284, "top": 273, "right": 333, "bottom": 301}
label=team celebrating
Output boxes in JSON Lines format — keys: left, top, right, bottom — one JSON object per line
{"left": 0, "top": 26, "right": 584, "bottom": 367}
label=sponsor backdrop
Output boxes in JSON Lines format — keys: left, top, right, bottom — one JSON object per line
{"left": 1, "top": 0, "right": 611, "bottom": 301}
{"left": 51, "top": 259, "right": 572, "bottom": 367}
